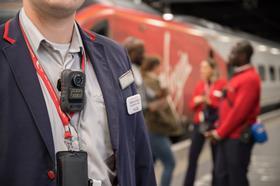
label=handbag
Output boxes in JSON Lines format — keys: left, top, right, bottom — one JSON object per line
{"left": 156, "top": 96, "right": 182, "bottom": 136}
{"left": 251, "top": 122, "right": 268, "bottom": 143}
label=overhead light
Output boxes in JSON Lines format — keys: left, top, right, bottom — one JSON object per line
{"left": 163, "top": 13, "right": 174, "bottom": 21}
{"left": 162, "top": 6, "right": 174, "bottom": 21}
{"left": 270, "top": 48, "right": 280, "bottom": 55}
{"left": 258, "top": 45, "right": 267, "bottom": 52}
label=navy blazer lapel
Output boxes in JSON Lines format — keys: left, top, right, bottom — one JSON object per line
{"left": 80, "top": 31, "right": 120, "bottom": 152}
{"left": 2, "top": 16, "right": 55, "bottom": 161}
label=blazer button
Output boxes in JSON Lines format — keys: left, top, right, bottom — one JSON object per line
{"left": 47, "top": 170, "right": 56, "bottom": 180}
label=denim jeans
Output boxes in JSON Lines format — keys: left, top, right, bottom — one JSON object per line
{"left": 149, "top": 132, "right": 175, "bottom": 186}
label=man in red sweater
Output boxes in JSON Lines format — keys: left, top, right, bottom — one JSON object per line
{"left": 206, "top": 40, "right": 261, "bottom": 186}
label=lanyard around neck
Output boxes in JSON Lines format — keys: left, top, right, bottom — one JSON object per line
{"left": 19, "top": 21, "right": 86, "bottom": 139}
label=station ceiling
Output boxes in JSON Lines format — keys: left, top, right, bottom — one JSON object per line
{"left": 146, "top": 0, "right": 280, "bottom": 44}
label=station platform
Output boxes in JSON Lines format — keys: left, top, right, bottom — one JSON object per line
{"left": 155, "top": 110, "right": 280, "bottom": 186}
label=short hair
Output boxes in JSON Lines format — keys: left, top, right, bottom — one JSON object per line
{"left": 123, "top": 37, "right": 144, "bottom": 53}
{"left": 141, "top": 56, "right": 160, "bottom": 73}
{"left": 204, "top": 49, "right": 220, "bottom": 80}
{"left": 206, "top": 58, "right": 217, "bottom": 70}
{"left": 207, "top": 49, "right": 217, "bottom": 69}
{"left": 236, "top": 40, "right": 254, "bottom": 61}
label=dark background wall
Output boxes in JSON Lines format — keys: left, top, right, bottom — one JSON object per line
{"left": 145, "top": 0, "right": 280, "bottom": 43}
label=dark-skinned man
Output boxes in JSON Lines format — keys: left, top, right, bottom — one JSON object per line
{"left": 205, "top": 40, "right": 261, "bottom": 186}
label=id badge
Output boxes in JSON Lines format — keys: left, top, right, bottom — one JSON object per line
{"left": 56, "top": 151, "right": 88, "bottom": 186}
{"left": 126, "top": 94, "right": 142, "bottom": 115}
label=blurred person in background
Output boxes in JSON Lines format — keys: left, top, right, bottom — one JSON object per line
{"left": 184, "top": 54, "right": 226, "bottom": 186}
{"left": 142, "top": 56, "right": 178, "bottom": 186}
{"left": 123, "top": 37, "right": 148, "bottom": 109}
{"left": 205, "top": 40, "right": 260, "bottom": 186}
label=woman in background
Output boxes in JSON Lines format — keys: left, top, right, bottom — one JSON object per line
{"left": 142, "top": 56, "right": 176, "bottom": 186}
{"left": 184, "top": 57, "right": 226, "bottom": 186}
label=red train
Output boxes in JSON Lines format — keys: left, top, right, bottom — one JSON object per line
{"left": 77, "top": 0, "right": 228, "bottom": 124}
{"left": 2, "top": 0, "right": 278, "bottom": 129}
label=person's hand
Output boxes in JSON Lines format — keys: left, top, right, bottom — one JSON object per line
{"left": 204, "top": 130, "right": 221, "bottom": 142}
{"left": 194, "top": 96, "right": 205, "bottom": 105}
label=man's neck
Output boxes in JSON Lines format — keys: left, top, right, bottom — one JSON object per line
{"left": 234, "top": 63, "right": 252, "bottom": 73}
{"left": 23, "top": 6, "right": 75, "bottom": 44}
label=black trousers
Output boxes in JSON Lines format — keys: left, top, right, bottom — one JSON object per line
{"left": 184, "top": 125, "right": 217, "bottom": 186}
{"left": 215, "top": 139, "right": 254, "bottom": 186}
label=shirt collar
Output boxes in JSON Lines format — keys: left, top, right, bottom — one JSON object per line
{"left": 19, "top": 8, "right": 84, "bottom": 54}
{"left": 69, "top": 23, "right": 84, "bottom": 54}
{"left": 233, "top": 64, "right": 252, "bottom": 74}
{"left": 19, "top": 8, "right": 45, "bottom": 52}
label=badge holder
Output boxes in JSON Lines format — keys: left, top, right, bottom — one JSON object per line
{"left": 56, "top": 151, "right": 93, "bottom": 186}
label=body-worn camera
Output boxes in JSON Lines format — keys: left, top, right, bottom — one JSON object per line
{"left": 59, "top": 69, "right": 86, "bottom": 113}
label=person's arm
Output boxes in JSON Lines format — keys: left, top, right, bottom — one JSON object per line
{"left": 146, "top": 79, "right": 168, "bottom": 112}
{"left": 215, "top": 78, "right": 259, "bottom": 138}
{"left": 189, "top": 82, "right": 204, "bottom": 110}
{"left": 148, "top": 98, "right": 167, "bottom": 112}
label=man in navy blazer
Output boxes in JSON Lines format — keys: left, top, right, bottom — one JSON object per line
{"left": 0, "top": 0, "right": 156, "bottom": 185}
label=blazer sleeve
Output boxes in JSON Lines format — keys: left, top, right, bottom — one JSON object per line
{"left": 124, "top": 49, "right": 157, "bottom": 186}
{"left": 134, "top": 111, "right": 157, "bottom": 186}
{"left": 216, "top": 78, "right": 259, "bottom": 138}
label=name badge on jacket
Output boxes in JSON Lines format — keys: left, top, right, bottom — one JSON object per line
{"left": 126, "top": 94, "right": 142, "bottom": 115}
{"left": 119, "top": 70, "right": 134, "bottom": 90}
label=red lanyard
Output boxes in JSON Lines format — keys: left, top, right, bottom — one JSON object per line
{"left": 19, "top": 21, "right": 86, "bottom": 139}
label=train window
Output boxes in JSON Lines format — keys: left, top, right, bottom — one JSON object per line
{"left": 269, "top": 66, "right": 276, "bottom": 81}
{"left": 90, "top": 19, "right": 109, "bottom": 37}
{"left": 258, "top": 65, "right": 266, "bottom": 81}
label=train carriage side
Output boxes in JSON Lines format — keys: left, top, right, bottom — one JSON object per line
{"left": 76, "top": 4, "right": 228, "bottom": 122}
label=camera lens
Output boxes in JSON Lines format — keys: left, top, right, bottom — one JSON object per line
{"left": 72, "top": 74, "right": 85, "bottom": 87}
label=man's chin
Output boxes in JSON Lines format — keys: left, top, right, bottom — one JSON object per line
{"left": 45, "top": 1, "right": 84, "bottom": 17}
{"left": 45, "top": 6, "right": 77, "bottom": 18}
